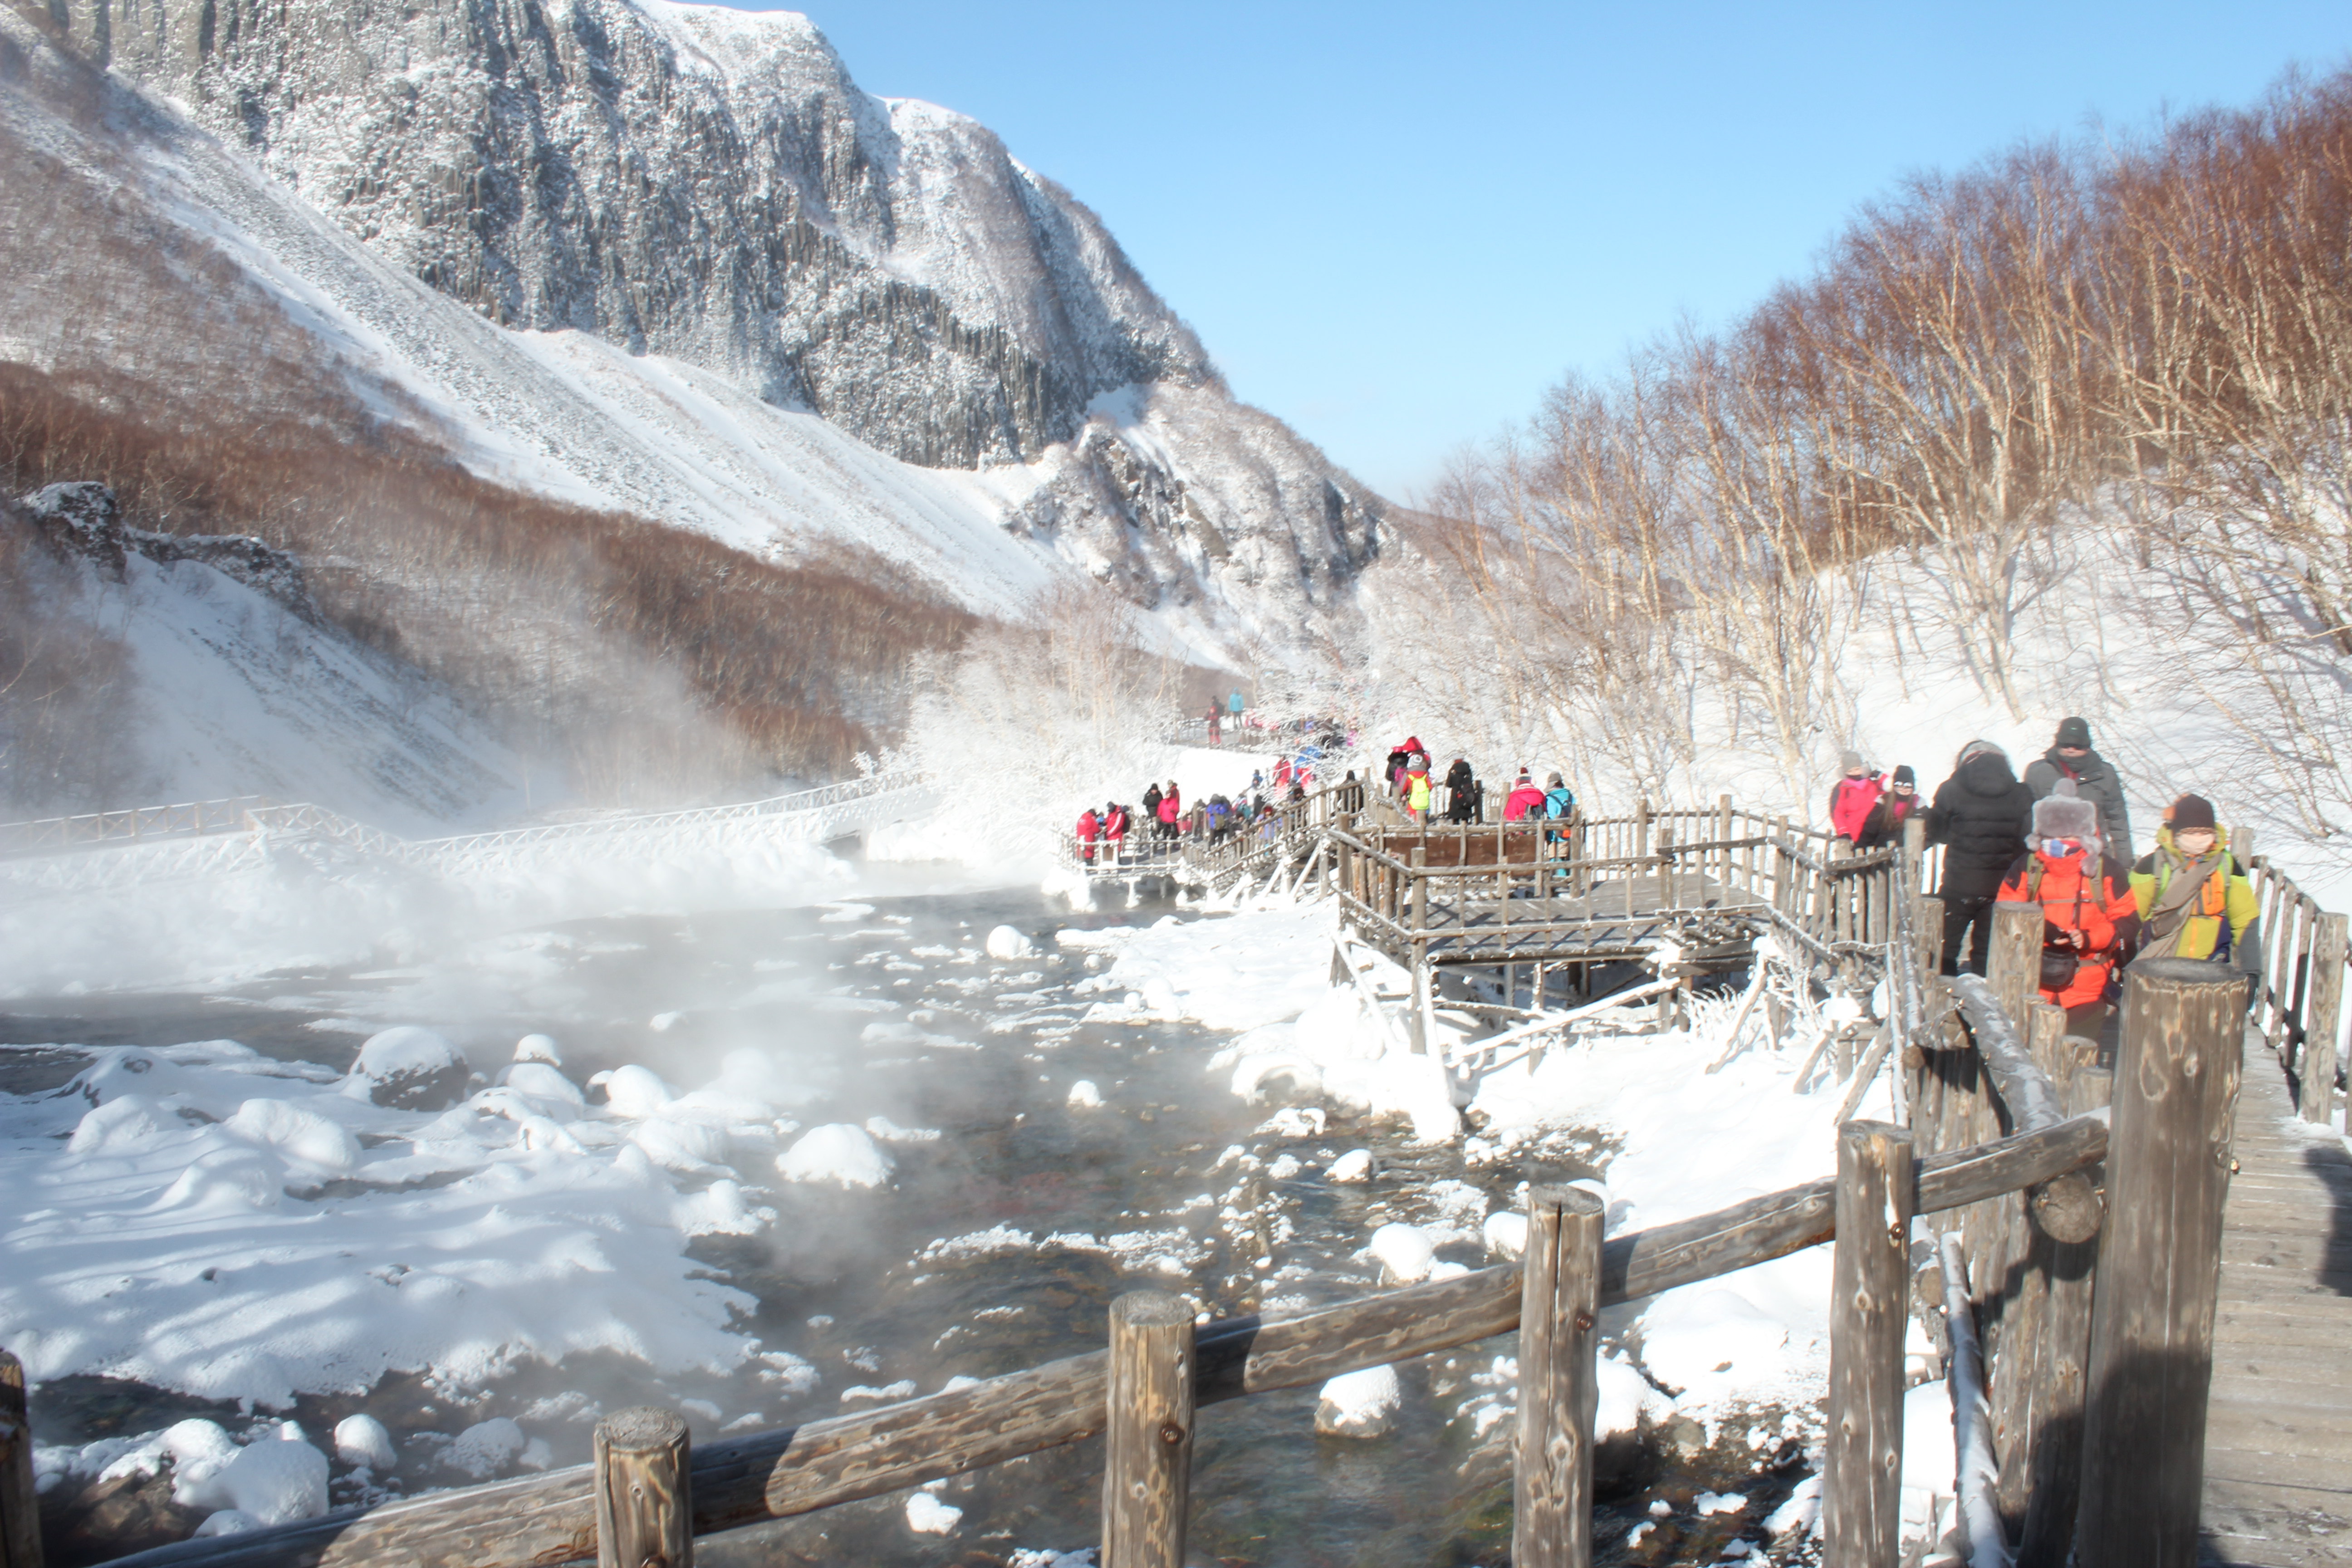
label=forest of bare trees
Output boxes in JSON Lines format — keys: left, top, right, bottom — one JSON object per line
{"left": 1398, "top": 69, "right": 2352, "bottom": 843}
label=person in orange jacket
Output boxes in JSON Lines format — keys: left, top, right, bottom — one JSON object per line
{"left": 1995, "top": 780, "right": 2141, "bottom": 1038}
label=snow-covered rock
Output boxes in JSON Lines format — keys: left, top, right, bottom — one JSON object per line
{"left": 1482, "top": 1210, "right": 1529, "bottom": 1261}
{"left": 985, "top": 926, "right": 1039, "bottom": 961}
{"left": 513, "top": 1034, "right": 564, "bottom": 1065}
{"left": 905, "top": 1489, "right": 964, "bottom": 1535}
{"left": 777, "top": 1124, "right": 895, "bottom": 1188}
{"left": 181, "top": 1426, "right": 328, "bottom": 1525}
{"left": 1326, "top": 1150, "right": 1374, "bottom": 1184}
{"left": 1313, "top": 1366, "right": 1402, "bottom": 1438}
{"left": 597, "top": 1066, "right": 678, "bottom": 1118}
{"left": 1066, "top": 1080, "right": 1104, "bottom": 1109}
{"left": 443, "top": 1419, "right": 526, "bottom": 1480}
{"left": 332, "top": 1416, "right": 397, "bottom": 1473}
{"left": 1367, "top": 1224, "right": 1437, "bottom": 1285}
{"left": 343, "top": 1029, "right": 470, "bottom": 1111}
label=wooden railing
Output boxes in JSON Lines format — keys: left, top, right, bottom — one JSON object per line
{"left": 48, "top": 1105, "right": 2116, "bottom": 1568}
{"left": 2234, "top": 833, "right": 2350, "bottom": 1127}
{"left": 1904, "top": 890, "right": 2251, "bottom": 1565}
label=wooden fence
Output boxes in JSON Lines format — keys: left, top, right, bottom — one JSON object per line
{"left": 4, "top": 802, "right": 2280, "bottom": 1568}
{"left": 24, "top": 1104, "right": 2118, "bottom": 1568}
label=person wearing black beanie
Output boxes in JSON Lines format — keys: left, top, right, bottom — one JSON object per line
{"left": 1856, "top": 764, "right": 1921, "bottom": 850}
{"left": 2129, "top": 793, "right": 2257, "bottom": 963}
{"left": 2024, "top": 717, "right": 2134, "bottom": 854}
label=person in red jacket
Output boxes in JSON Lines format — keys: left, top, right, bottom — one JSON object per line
{"left": 1828, "top": 750, "right": 1885, "bottom": 843}
{"left": 1156, "top": 783, "right": 1181, "bottom": 840}
{"left": 1102, "top": 803, "right": 1128, "bottom": 860}
{"left": 1076, "top": 807, "right": 1100, "bottom": 864}
{"left": 1996, "top": 781, "right": 2141, "bottom": 1038}
{"left": 1501, "top": 770, "right": 1546, "bottom": 821}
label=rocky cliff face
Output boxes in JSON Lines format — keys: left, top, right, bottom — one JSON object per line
{"left": 35, "top": 0, "right": 1380, "bottom": 658}
{"left": 81, "top": 0, "right": 1196, "bottom": 468}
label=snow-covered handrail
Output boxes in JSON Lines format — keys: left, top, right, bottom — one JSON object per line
{"left": 0, "top": 795, "right": 277, "bottom": 858}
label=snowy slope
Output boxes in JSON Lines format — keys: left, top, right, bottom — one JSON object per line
{"left": 8, "top": 496, "right": 524, "bottom": 833}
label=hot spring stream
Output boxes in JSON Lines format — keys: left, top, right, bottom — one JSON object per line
{"left": 5, "top": 881, "right": 1810, "bottom": 1567}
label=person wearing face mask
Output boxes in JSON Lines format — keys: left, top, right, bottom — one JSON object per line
{"left": 1997, "top": 780, "right": 2142, "bottom": 1038}
{"left": 2129, "top": 794, "right": 2258, "bottom": 964}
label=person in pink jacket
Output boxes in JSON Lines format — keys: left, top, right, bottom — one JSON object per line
{"left": 1502, "top": 770, "right": 1547, "bottom": 822}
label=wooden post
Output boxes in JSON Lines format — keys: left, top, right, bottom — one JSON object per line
{"left": 594, "top": 1408, "right": 691, "bottom": 1568}
{"left": 1903, "top": 814, "right": 1926, "bottom": 898}
{"left": 1104, "top": 1292, "right": 1195, "bottom": 1568}
{"left": 2075, "top": 959, "right": 2246, "bottom": 1568}
{"left": 2019, "top": 1044, "right": 2110, "bottom": 1568}
{"left": 1516, "top": 1186, "right": 1603, "bottom": 1568}
{"left": 1409, "top": 848, "right": 1429, "bottom": 1055}
{"left": 1, "top": 1349, "right": 37, "bottom": 1568}
{"left": 1656, "top": 827, "right": 1676, "bottom": 908}
{"left": 1987, "top": 901, "right": 2041, "bottom": 1023}
{"left": 1718, "top": 791, "right": 1734, "bottom": 885}
{"left": 1825, "top": 1122, "right": 1914, "bottom": 1568}
{"left": 1992, "top": 1002, "right": 2071, "bottom": 1523}
{"left": 2303, "top": 911, "right": 2348, "bottom": 1124}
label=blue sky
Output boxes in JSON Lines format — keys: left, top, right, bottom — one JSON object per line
{"left": 736, "top": 2, "right": 2352, "bottom": 502}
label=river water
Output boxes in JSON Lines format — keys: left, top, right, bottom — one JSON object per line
{"left": 6, "top": 872, "right": 1806, "bottom": 1567}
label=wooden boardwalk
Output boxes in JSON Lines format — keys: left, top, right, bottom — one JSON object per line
{"left": 2203, "top": 1027, "right": 2352, "bottom": 1566}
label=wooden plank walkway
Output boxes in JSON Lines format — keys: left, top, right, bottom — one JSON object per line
{"left": 2203, "top": 1025, "right": 2352, "bottom": 1566}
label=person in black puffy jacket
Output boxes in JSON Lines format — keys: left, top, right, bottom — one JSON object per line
{"left": 1926, "top": 739, "right": 2038, "bottom": 976}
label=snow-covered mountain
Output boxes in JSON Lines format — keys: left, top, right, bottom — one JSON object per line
{"left": 12, "top": 0, "right": 1379, "bottom": 660}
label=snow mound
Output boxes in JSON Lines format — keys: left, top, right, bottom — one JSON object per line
{"left": 905, "top": 1489, "right": 963, "bottom": 1534}
{"left": 1066, "top": 1080, "right": 1103, "bottom": 1109}
{"left": 514, "top": 1034, "right": 564, "bottom": 1065}
{"left": 1313, "top": 1365, "right": 1401, "bottom": 1438}
{"left": 180, "top": 1425, "right": 328, "bottom": 1525}
{"left": 985, "top": 925, "right": 1038, "bottom": 960}
{"left": 1367, "top": 1224, "right": 1436, "bottom": 1285}
{"left": 332, "top": 1415, "right": 396, "bottom": 1471}
{"left": 776, "top": 1124, "right": 894, "bottom": 1188}
{"left": 1325, "top": 1150, "right": 1373, "bottom": 1184}
{"left": 343, "top": 1028, "right": 470, "bottom": 1111}
{"left": 443, "top": 1418, "right": 526, "bottom": 1480}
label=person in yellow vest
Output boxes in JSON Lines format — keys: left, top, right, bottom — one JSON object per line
{"left": 2129, "top": 794, "right": 2258, "bottom": 963}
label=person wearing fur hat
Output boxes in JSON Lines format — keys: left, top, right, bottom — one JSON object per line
{"left": 1827, "top": 750, "right": 1884, "bottom": 843}
{"left": 2024, "top": 716, "right": 2134, "bottom": 857}
{"left": 1997, "top": 780, "right": 2142, "bottom": 1037}
{"left": 1855, "top": 765, "right": 1921, "bottom": 850}
{"left": 2130, "top": 794, "right": 2258, "bottom": 963}
{"left": 1927, "top": 740, "right": 2039, "bottom": 976}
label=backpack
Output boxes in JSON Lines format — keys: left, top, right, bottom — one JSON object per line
{"left": 1544, "top": 788, "right": 1574, "bottom": 819}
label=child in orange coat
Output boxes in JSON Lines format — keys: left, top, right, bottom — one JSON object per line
{"left": 1995, "top": 781, "right": 2141, "bottom": 1038}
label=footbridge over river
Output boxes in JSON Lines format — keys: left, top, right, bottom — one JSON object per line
{"left": 1073, "top": 777, "right": 2352, "bottom": 1564}
{"left": 0, "top": 772, "right": 938, "bottom": 900}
